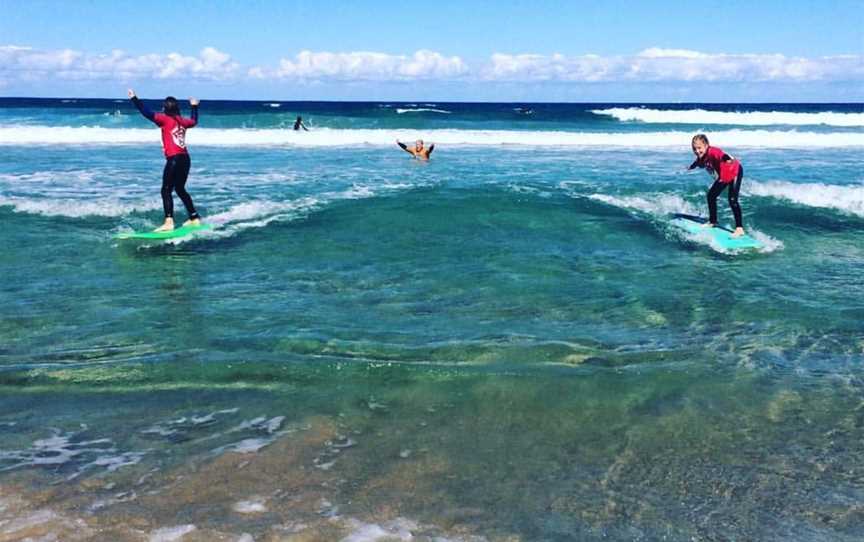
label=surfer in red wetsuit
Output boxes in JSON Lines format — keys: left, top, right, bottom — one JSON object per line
{"left": 688, "top": 134, "right": 745, "bottom": 237}
{"left": 128, "top": 89, "right": 202, "bottom": 232}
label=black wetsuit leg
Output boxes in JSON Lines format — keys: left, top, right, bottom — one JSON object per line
{"left": 706, "top": 180, "right": 726, "bottom": 225}
{"left": 161, "top": 154, "right": 199, "bottom": 220}
{"left": 727, "top": 165, "right": 744, "bottom": 229}
{"left": 161, "top": 158, "right": 177, "bottom": 218}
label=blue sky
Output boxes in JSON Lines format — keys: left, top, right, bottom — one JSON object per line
{"left": 1, "top": 0, "right": 862, "bottom": 101}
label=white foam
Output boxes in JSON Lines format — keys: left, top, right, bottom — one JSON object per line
{"left": 141, "top": 408, "right": 240, "bottom": 439}
{"left": 748, "top": 180, "right": 864, "bottom": 217}
{"left": 592, "top": 107, "right": 864, "bottom": 127}
{"left": 395, "top": 108, "right": 451, "bottom": 114}
{"left": 749, "top": 229, "right": 785, "bottom": 253}
{"left": 0, "top": 432, "right": 115, "bottom": 472}
{"left": 589, "top": 193, "right": 701, "bottom": 217}
{"left": 207, "top": 199, "right": 315, "bottom": 225}
{"left": 196, "top": 182, "right": 397, "bottom": 242}
{"left": 89, "top": 451, "right": 146, "bottom": 472}
{"left": 221, "top": 438, "right": 272, "bottom": 454}
{"left": 340, "top": 518, "right": 420, "bottom": 542}
{"left": 0, "top": 194, "right": 159, "bottom": 217}
{"left": 0, "top": 508, "right": 62, "bottom": 534}
{"left": 0, "top": 502, "right": 94, "bottom": 539}
{"left": 89, "top": 490, "right": 138, "bottom": 511}
{"left": 149, "top": 524, "right": 197, "bottom": 542}
{"left": 2, "top": 126, "right": 861, "bottom": 148}
{"left": 0, "top": 429, "right": 147, "bottom": 480}
{"left": 233, "top": 497, "right": 268, "bottom": 514}
{"left": 674, "top": 224, "right": 783, "bottom": 254}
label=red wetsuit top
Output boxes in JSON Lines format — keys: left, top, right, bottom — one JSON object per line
{"left": 131, "top": 97, "right": 198, "bottom": 158}
{"left": 153, "top": 112, "right": 196, "bottom": 157}
{"left": 690, "top": 145, "right": 740, "bottom": 183}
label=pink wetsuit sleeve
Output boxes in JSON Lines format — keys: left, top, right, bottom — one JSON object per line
{"left": 177, "top": 117, "right": 197, "bottom": 128}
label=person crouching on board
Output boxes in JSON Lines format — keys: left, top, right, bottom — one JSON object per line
{"left": 688, "top": 134, "right": 745, "bottom": 238}
{"left": 396, "top": 139, "right": 435, "bottom": 161}
{"left": 128, "top": 89, "right": 203, "bottom": 232}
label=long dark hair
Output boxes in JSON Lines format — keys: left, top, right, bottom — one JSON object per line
{"left": 163, "top": 96, "right": 180, "bottom": 116}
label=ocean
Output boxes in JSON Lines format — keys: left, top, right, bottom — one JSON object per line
{"left": 1, "top": 98, "right": 862, "bottom": 541}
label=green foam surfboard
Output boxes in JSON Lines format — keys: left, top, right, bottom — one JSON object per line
{"left": 670, "top": 214, "right": 761, "bottom": 250}
{"left": 116, "top": 223, "right": 213, "bottom": 240}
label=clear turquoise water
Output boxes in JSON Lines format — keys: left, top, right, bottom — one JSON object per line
{"left": 0, "top": 100, "right": 862, "bottom": 540}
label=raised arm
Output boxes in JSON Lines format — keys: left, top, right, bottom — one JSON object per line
{"left": 396, "top": 140, "right": 413, "bottom": 155}
{"left": 128, "top": 89, "right": 157, "bottom": 123}
{"left": 426, "top": 143, "right": 435, "bottom": 157}
{"left": 188, "top": 98, "right": 199, "bottom": 127}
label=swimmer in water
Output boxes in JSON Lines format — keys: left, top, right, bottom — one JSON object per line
{"left": 396, "top": 139, "right": 435, "bottom": 161}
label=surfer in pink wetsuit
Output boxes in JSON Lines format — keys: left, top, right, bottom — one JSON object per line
{"left": 688, "top": 134, "right": 745, "bottom": 237}
{"left": 128, "top": 89, "right": 202, "bottom": 232}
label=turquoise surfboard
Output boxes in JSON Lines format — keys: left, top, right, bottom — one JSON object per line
{"left": 670, "top": 214, "right": 761, "bottom": 250}
{"left": 116, "top": 223, "right": 213, "bottom": 240}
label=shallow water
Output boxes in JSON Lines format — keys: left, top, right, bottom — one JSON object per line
{"left": 1, "top": 100, "right": 863, "bottom": 541}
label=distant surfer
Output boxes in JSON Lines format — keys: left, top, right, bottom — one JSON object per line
{"left": 293, "top": 116, "right": 309, "bottom": 131}
{"left": 128, "top": 89, "right": 202, "bottom": 232}
{"left": 688, "top": 134, "right": 745, "bottom": 237}
{"left": 396, "top": 139, "right": 435, "bottom": 161}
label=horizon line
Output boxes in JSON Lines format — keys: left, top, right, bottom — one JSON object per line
{"left": 1, "top": 96, "right": 863, "bottom": 105}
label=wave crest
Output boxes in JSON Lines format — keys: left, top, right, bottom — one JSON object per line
{"left": 395, "top": 108, "right": 451, "bottom": 114}
{"left": 748, "top": 180, "right": 864, "bottom": 217}
{"left": 1, "top": 126, "right": 861, "bottom": 148}
{"left": 592, "top": 107, "right": 864, "bottom": 127}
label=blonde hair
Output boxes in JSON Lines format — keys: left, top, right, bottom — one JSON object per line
{"left": 692, "top": 134, "right": 709, "bottom": 146}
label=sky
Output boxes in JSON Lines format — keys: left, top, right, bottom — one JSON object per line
{"left": 1, "top": 0, "right": 862, "bottom": 102}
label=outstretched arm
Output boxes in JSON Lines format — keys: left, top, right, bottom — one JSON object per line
{"left": 396, "top": 140, "right": 412, "bottom": 155}
{"left": 128, "top": 89, "right": 156, "bottom": 123}
{"left": 301, "top": 121, "right": 309, "bottom": 131}
{"left": 687, "top": 158, "right": 700, "bottom": 170}
{"left": 426, "top": 143, "right": 435, "bottom": 157}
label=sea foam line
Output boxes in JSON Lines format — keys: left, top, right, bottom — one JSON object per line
{"left": 592, "top": 107, "right": 864, "bottom": 127}
{"left": 748, "top": 180, "right": 864, "bottom": 217}
{"left": 395, "top": 108, "right": 451, "bottom": 114}
{"left": 0, "top": 194, "right": 159, "bottom": 217}
{"left": 0, "top": 126, "right": 862, "bottom": 147}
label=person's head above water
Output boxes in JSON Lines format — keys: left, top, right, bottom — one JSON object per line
{"left": 163, "top": 96, "right": 180, "bottom": 116}
{"left": 691, "top": 134, "right": 710, "bottom": 160}
{"left": 415, "top": 139, "right": 424, "bottom": 150}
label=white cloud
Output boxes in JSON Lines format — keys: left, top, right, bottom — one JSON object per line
{"left": 638, "top": 48, "right": 709, "bottom": 59}
{"left": 1, "top": 45, "right": 861, "bottom": 89}
{"left": 255, "top": 50, "right": 468, "bottom": 81}
{"left": 0, "top": 45, "right": 240, "bottom": 82}
{"left": 484, "top": 49, "right": 864, "bottom": 83}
